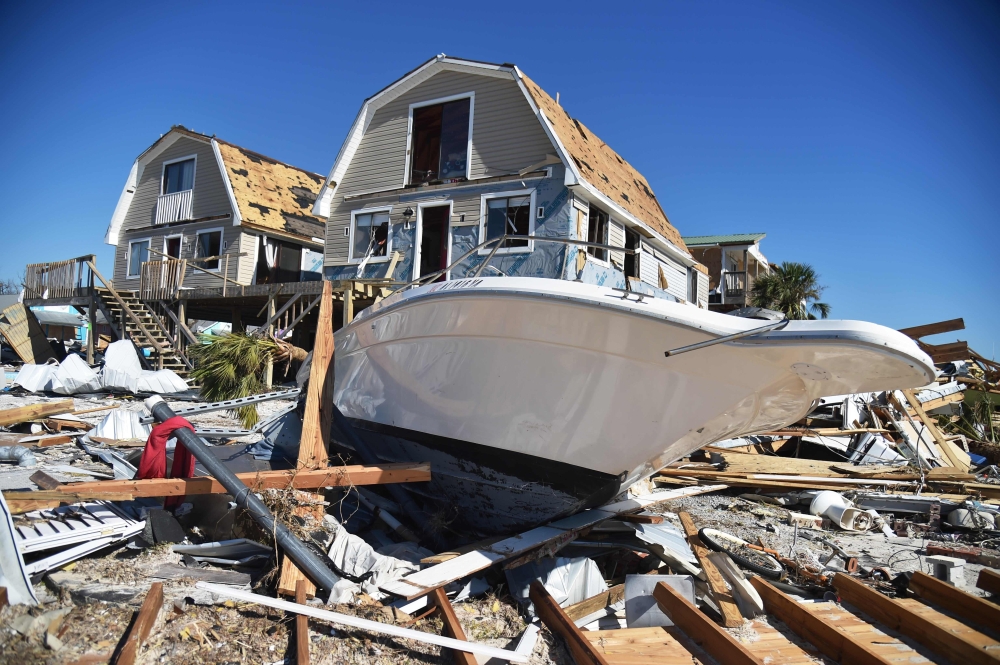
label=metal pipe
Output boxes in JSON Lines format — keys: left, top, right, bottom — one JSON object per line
{"left": 0, "top": 446, "right": 36, "bottom": 468}
{"left": 663, "top": 319, "right": 790, "bottom": 358}
{"left": 144, "top": 395, "right": 341, "bottom": 594}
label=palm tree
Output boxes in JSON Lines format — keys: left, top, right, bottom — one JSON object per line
{"left": 749, "top": 262, "right": 830, "bottom": 320}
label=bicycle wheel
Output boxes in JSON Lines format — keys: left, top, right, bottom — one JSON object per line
{"left": 698, "top": 527, "right": 784, "bottom": 580}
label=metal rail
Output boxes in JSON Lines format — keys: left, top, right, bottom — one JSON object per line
{"left": 662, "top": 319, "right": 790, "bottom": 358}
{"left": 138, "top": 388, "right": 301, "bottom": 424}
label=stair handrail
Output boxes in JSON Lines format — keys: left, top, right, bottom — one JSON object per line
{"left": 86, "top": 260, "right": 166, "bottom": 357}
{"left": 145, "top": 302, "right": 194, "bottom": 370}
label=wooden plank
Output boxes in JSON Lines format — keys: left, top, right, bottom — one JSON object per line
{"left": 2, "top": 464, "right": 431, "bottom": 502}
{"left": 530, "top": 580, "right": 611, "bottom": 665}
{"left": 297, "top": 280, "right": 333, "bottom": 469}
{"left": 0, "top": 400, "right": 75, "bottom": 427}
{"left": 110, "top": 582, "right": 163, "bottom": 665}
{"left": 582, "top": 626, "right": 695, "bottom": 664}
{"left": 898, "top": 318, "right": 965, "bottom": 340}
{"left": 295, "top": 580, "right": 310, "bottom": 665}
{"left": 921, "top": 341, "right": 970, "bottom": 363}
{"left": 0, "top": 586, "right": 7, "bottom": 611}
{"left": 564, "top": 584, "right": 625, "bottom": 623}
{"left": 832, "top": 573, "right": 1000, "bottom": 665}
{"left": 908, "top": 571, "right": 1000, "bottom": 634}
{"left": 28, "top": 470, "right": 64, "bottom": 490}
{"left": 978, "top": 568, "right": 1000, "bottom": 596}
{"left": 750, "top": 577, "right": 895, "bottom": 664}
{"left": 277, "top": 495, "right": 323, "bottom": 599}
{"left": 0, "top": 302, "right": 58, "bottom": 364}
{"left": 677, "top": 511, "right": 744, "bottom": 627}
{"left": 619, "top": 513, "right": 664, "bottom": 524}
{"left": 431, "top": 586, "right": 477, "bottom": 665}
{"left": 652, "top": 581, "right": 763, "bottom": 665}
{"left": 902, "top": 389, "right": 970, "bottom": 471}
{"left": 805, "top": 603, "right": 930, "bottom": 664}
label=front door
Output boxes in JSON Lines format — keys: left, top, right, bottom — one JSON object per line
{"left": 417, "top": 204, "right": 451, "bottom": 281}
{"left": 165, "top": 236, "right": 182, "bottom": 258}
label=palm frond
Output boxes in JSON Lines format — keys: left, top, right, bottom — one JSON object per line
{"left": 188, "top": 333, "right": 279, "bottom": 428}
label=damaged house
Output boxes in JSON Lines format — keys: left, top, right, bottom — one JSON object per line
{"left": 681, "top": 233, "right": 771, "bottom": 312}
{"left": 313, "top": 55, "right": 710, "bottom": 304}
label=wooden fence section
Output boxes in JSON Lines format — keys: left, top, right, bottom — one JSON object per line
{"left": 23, "top": 255, "right": 95, "bottom": 300}
{"left": 139, "top": 259, "right": 187, "bottom": 300}
{"left": 0, "top": 302, "right": 58, "bottom": 364}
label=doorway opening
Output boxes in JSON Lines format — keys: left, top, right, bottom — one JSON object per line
{"left": 164, "top": 236, "right": 182, "bottom": 259}
{"left": 417, "top": 204, "right": 451, "bottom": 281}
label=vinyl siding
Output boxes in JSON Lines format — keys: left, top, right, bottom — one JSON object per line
{"left": 608, "top": 219, "right": 625, "bottom": 270}
{"left": 236, "top": 232, "right": 259, "bottom": 284}
{"left": 327, "top": 70, "right": 555, "bottom": 265}
{"left": 697, "top": 271, "right": 709, "bottom": 307}
{"left": 114, "top": 220, "right": 245, "bottom": 288}
{"left": 639, "top": 241, "right": 688, "bottom": 302}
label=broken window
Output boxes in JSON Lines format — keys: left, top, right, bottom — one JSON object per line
{"left": 409, "top": 98, "right": 470, "bottom": 185}
{"left": 352, "top": 211, "right": 390, "bottom": 260}
{"left": 162, "top": 158, "right": 195, "bottom": 194}
{"left": 624, "top": 227, "right": 641, "bottom": 279}
{"left": 587, "top": 207, "right": 609, "bottom": 262}
{"left": 127, "top": 239, "right": 150, "bottom": 277}
{"left": 484, "top": 196, "right": 531, "bottom": 249}
{"left": 195, "top": 230, "right": 222, "bottom": 270}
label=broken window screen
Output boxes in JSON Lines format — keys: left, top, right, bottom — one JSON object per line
{"left": 163, "top": 158, "right": 195, "bottom": 194}
{"left": 485, "top": 196, "right": 531, "bottom": 248}
{"left": 587, "top": 207, "right": 609, "bottom": 261}
{"left": 409, "top": 98, "right": 470, "bottom": 184}
{"left": 353, "top": 211, "right": 390, "bottom": 259}
{"left": 196, "top": 230, "right": 222, "bottom": 270}
{"left": 128, "top": 240, "right": 149, "bottom": 277}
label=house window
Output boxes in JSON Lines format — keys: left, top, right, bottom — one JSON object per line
{"left": 409, "top": 97, "right": 471, "bottom": 185}
{"left": 162, "top": 158, "right": 195, "bottom": 194}
{"left": 484, "top": 195, "right": 531, "bottom": 250}
{"left": 587, "top": 207, "right": 609, "bottom": 262}
{"left": 351, "top": 211, "right": 390, "bottom": 261}
{"left": 127, "top": 239, "right": 150, "bottom": 278}
{"left": 195, "top": 229, "right": 223, "bottom": 270}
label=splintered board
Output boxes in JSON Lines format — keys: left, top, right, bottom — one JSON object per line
{"left": 0, "top": 302, "right": 57, "bottom": 364}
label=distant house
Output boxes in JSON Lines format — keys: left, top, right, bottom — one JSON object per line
{"left": 105, "top": 126, "right": 328, "bottom": 290}
{"left": 312, "top": 55, "right": 709, "bottom": 305}
{"left": 681, "top": 233, "right": 770, "bottom": 312}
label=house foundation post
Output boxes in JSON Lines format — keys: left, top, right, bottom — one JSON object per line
{"left": 264, "top": 297, "right": 275, "bottom": 389}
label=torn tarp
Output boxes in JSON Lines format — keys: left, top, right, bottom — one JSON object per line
{"left": 101, "top": 340, "right": 142, "bottom": 392}
{"left": 505, "top": 556, "right": 607, "bottom": 611}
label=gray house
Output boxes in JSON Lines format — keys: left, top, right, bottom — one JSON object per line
{"left": 313, "top": 56, "right": 709, "bottom": 305}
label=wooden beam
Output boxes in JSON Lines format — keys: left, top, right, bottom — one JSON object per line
{"left": 28, "top": 470, "right": 63, "bottom": 490}
{"left": 750, "top": 577, "right": 894, "bottom": 665}
{"left": 898, "top": 318, "right": 965, "bottom": 340}
{"left": 920, "top": 340, "right": 970, "bottom": 364}
{"left": 0, "top": 400, "right": 75, "bottom": 427}
{"left": 678, "top": 511, "right": 754, "bottom": 628}
{"left": 110, "top": 582, "right": 163, "bottom": 665}
{"left": 902, "top": 389, "right": 970, "bottom": 470}
{"left": 908, "top": 571, "right": 1000, "bottom": 635}
{"left": 978, "top": 569, "right": 1000, "bottom": 596}
{"left": 652, "top": 581, "right": 763, "bottom": 665}
{"left": 0, "top": 586, "right": 8, "bottom": 611}
{"left": 295, "top": 580, "right": 310, "bottom": 665}
{"left": 832, "top": 573, "right": 1000, "bottom": 665}
{"left": 529, "top": 580, "right": 611, "bottom": 665}
{"left": 431, "top": 587, "right": 477, "bottom": 665}
{"left": 2, "top": 464, "right": 431, "bottom": 502}
{"left": 564, "top": 584, "right": 625, "bottom": 623}
{"left": 618, "top": 513, "right": 664, "bottom": 524}
{"left": 277, "top": 495, "right": 324, "bottom": 599}
{"left": 298, "top": 280, "right": 333, "bottom": 469}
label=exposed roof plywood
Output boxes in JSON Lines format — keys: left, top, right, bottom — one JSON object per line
{"left": 520, "top": 73, "right": 688, "bottom": 254}
{"left": 215, "top": 140, "right": 327, "bottom": 243}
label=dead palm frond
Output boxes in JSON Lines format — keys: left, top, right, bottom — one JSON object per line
{"left": 188, "top": 332, "right": 279, "bottom": 428}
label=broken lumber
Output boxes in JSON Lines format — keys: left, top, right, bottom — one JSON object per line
{"left": 563, "top": 584, "right": 625, "bottom": 623}
{"left": 295, "top": 580, "right": 310, "bottom": 665}
{"left": 908, "top": 571, "right": 1000, "bottom": 635}
{"left": 0, "top": 400, "right": 75, "bottom": 427}
{"left": 898, "top": 318, "right": 965, "bottom": 340}
{"left": 618, "top": 513, "right": 664, "bottom": 524}
{"left": 431, "top": 586, "right": 477, "bottom": 665}
{"left": 902, "top": 388, "right": 970, "bottom": 471}
{"left": 298, "top": 280, "right": 333, "bottom": 468}
{"left": 529, "top": 580, "right": 610, "bottom": 665}
{"left": 652, "top": 581, "right": 763, "bottom": 665}
{"left": 978, "top": 569, "right": 1000, "bottom": 596}
{"left": 110, "top": 582, "right": 163, "bottom": 665}
{"left": 194, "top": 582, "right": 527, "bottom": 662}
{"left": 677, "top": 511, "right": 743, "bottom": 627}
{"left": 2, "top": 464, "right": 430, "bottom": 502}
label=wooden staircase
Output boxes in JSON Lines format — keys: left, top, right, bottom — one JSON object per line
{"left": 95, "top": 287, "right": 192, "bottom": 377}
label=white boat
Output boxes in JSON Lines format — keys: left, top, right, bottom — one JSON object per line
{"left": 333, "top": 276, "right": 935, "bottom": 535}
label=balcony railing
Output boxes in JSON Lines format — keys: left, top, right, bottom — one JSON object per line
{"left": 155, "top": 189, "right": 193, "bottom": 224}
{"left": 724, "top": 271, "right": 747, "bottom": 298}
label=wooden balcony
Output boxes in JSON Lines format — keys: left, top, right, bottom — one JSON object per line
{"left": 723, "top": 270, "right": 747, "bottom": 300}
{"left": 155, "top": 189, "right": 193, "bottom": 224}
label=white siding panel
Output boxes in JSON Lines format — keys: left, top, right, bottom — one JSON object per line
{"left": 608, "top": 219, "right": 625, "bottom": 270}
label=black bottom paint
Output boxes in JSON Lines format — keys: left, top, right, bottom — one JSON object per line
{"left": 337, "top": 418, "right": 624, "bottom": 537}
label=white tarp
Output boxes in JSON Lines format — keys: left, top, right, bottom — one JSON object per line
{"left": 49, "top": 354, "right": 102, "bottom": 395}
{"left": 12, "top": 363, "right": 57, "bottom": 392}
{"left": 505, "top": 556, "right": 607, "bottom": 610}
{"left": 101, "top": 340, "right": 142, "bottom": 393}
{"left": 137, "top": 369, "right": 188, "bottom": 394}
{"left": 324, "top": 517, "right": 429, "bottom": 604}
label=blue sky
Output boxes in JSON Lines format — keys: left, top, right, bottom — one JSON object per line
{"left": 1, "top": 1, "right": 997, "bottom": 354}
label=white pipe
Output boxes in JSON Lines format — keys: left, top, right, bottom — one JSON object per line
{"left": 194, "top": 582, "right": 528, "bottom": 662}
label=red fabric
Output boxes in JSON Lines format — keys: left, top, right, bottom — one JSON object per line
{"left": 139, "top": 416, "right": 196, "bottom": 510}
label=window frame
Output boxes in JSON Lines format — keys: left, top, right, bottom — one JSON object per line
{"left": 126, "top": 237, "right": 152, "bottom": 279}
{"left": 586, "top": 206, "right": 612, "bottom": 267}
{"left": 160, "top": 155, "right": 198, "bottom": 196}
{"left": 478, "top": 189, "right": 536, "bottom": 255}
{"left": 348, "top": 206, "right": 393, "bottom": 264}
{"left": 403, "top": 92, "right": 475, "bottom": 187}
{"left": 193, "top": 227, "right": 225, "bottom": 272}
{"left": 162, "top": 233, "right": 184, "bottom": 259}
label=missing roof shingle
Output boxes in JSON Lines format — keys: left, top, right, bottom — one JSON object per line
{"left": 231, "top": 167, "right": 249, "bottom": 177}
{"left": 248, "top": 203, "right": 272, "bottom": 216}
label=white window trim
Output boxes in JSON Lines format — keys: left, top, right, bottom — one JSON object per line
{"left": 478, "top": 189, "right": 536, "bottom": 256}
{"left": 348, "top": 206, "right": 393, "bottom": 264}
{"left": 411, "top": 200, "right": 454, "bottom": 281}
{"left": 194, "top": 227, "right": 225, "bottom": 273}
{"left": 162, "top": 233, "right": 183, "bottom": 259}
{"left": 160, "top": 154, "right": 198, "bottom": 195}
{"left": 125, "top": 237, "right": 152, "bottom": 279}
{"left": 586, "top": 210, "right": 612, "bottom": 269}
{"left": 403, "top": 91, "right": 475, "bottom": 187}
